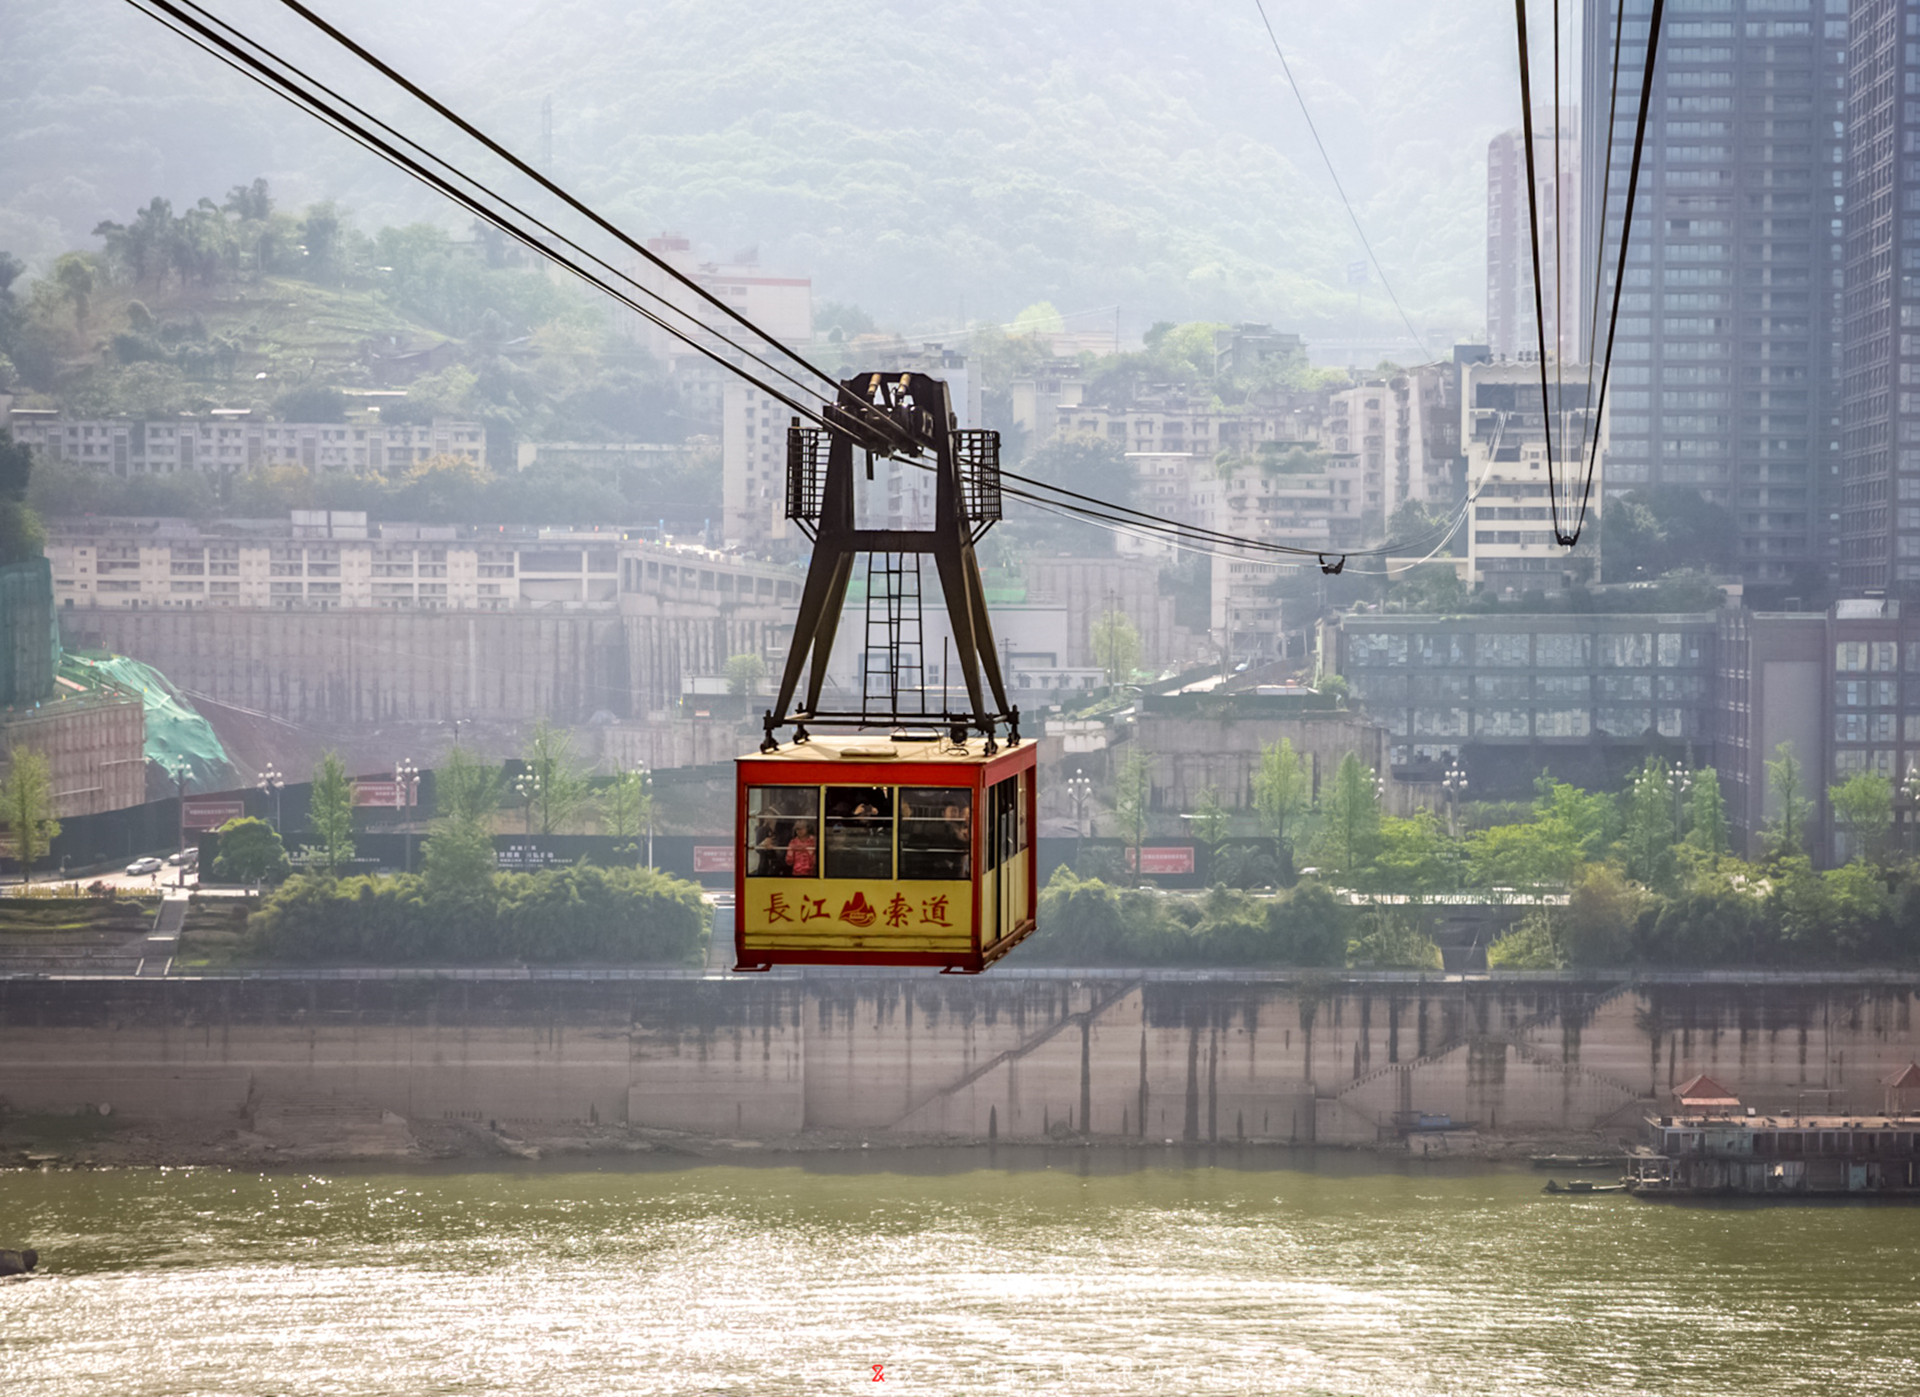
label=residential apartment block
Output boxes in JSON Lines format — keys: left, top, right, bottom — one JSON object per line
{"left": 5, "top": 411, "right": 484, "bottom": 475}
{"left": 1580, "top": 0, "right": 1847, "bottom": 587}
{"left": 42, "top": 515, "right": 806, "bottom": 615}
{"left": 1461, "top": 359, "right": 1604, "bottom": 591}
{"left": 1488, "top": 110, "right": 1583, "bottom": 362}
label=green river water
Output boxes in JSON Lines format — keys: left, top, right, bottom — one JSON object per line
{"left": 2, "top": 1149, "right": 1916, "bottom": 1395}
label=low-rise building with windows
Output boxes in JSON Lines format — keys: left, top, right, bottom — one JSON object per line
{"left": 6, "top": 413, "right": 484, "bottom": 476}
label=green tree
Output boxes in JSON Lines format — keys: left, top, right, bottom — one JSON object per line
{"left": 1250, "top": 738, "right": 1312, "bottom": 872}
{"left": 599, "top": 768, "right": 652, "bottom": 843}
{"left": 1830, "top": 771, "right": 1894, "bottom": 865}
{"left": 723, "top": 652, "right": 768, "bottom": 698}
{"left": 1619, "top": 757, "right": 1678, "bottom": 888}
{"left": 1189, "top": 785, "right": 1229, "bottom": 862}
{"left": 306, "top": 751, "right": 355, "bottom": 875}
{"left": 1113, "top": 747, "right": 1155, "bottom": 875}
{"left": 1686, "top": 766, "right": 1729, "bottom": 857}
{"left": 1763, "top": 741, "right": 1814, "bottom": 861}
{"left": 524, "top": 718, "right": 590, "bottom": 835}
{"left": 1558, "top": 863, "right": 1646, "bottom": 966}
{"left": 52, "top": 253, "right": 94, "bottom": 329}
{"left": 1345, "top": 907, "right": 1443, "bottom": 969}
{"left": 2, "top": 748, "right": 61, "bottom": 883}
{"left": 1365, "top": 810, "right": 1453, "bottom": 897}
{"left": 1487, "top": 908, "right": 1563, "bottom": 968}
{"left": 421, "top": 817, "right": 497, "bottom": 896}
{"left": 1311, "top": 753, "right": 1381, "bottom": 881}
{"left": 211, "top": 816, "right": 289, "bottom": 885}
{"left": 1091, "top": 608, "right": 1143, "bottom": 685}
{"left": 436, "top": 746, "right": 501, "bottom": 829}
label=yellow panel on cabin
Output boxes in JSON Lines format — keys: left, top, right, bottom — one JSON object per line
{"left": 740, "top": 878, "right": 972, "bottom": 953}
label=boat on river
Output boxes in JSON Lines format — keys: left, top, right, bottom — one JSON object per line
{"left": 1542, "top": 1179, "right": 1626, "bottom": 1194}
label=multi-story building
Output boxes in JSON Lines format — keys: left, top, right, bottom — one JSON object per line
{"left": 1325, "top": 365, "right": 1461, "bottom": 540}
{"left": 1461, "top": 359, "right": 1604, "bottom": 592}
{"left": 1326, "top": 609, "right": 1719, "bottom": 794}
{"left": 42, "top": 515, "right": 805, "bottom": 616}
{"left": 4, "top": 412, "right": 485, "bottom": 476}
{"left": 1488, "top": 110, "right": 1582, "bottom": 362}
{"left": 1580, "top": 1, "right": 1846, "bottom": 589}
{"left": 614, "top": 234, "right": 813, "bottom": 374}
{"left": 1839, "top": 1, "right": 1920, "bottom": 593}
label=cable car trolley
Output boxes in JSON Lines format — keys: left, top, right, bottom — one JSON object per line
{"left": 734, "top": 370, "right": 1037, "bottom": 973}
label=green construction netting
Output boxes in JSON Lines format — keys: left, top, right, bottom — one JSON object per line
{"left": 62, "top": 652, "right": 234, "bottom": 793}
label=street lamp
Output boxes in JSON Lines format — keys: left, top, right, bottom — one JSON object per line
{"left": 168, "top": 757, "right": 191, "bottom": 886}
{"left": 257, "top": 765, "right": 285, "bottom": 833}
{"left": 395, "top": 758, "right": 420, "bottom": 873}
{"left": 1668, "top": 765, "right": 1694, "bottom": 832}
{"left": 1441, "top": 759, "right": 1468, "bottom": 839}
{"left": 1067, "top": 766, "right": 1094, "bottom": 839}
{"left": 640, "top": 765, "right": 655, "bottom": 871}
{"left": 515, "top": 770, "right": 542, "bottom": 835}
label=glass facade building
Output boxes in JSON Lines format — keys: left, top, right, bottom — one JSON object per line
{"left": 1582, "top": 0, "right": 1849, "bottom": 587}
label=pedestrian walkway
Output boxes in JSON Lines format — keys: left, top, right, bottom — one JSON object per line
{"left": 135, "top": 893, "right": 190, "bottom": 978}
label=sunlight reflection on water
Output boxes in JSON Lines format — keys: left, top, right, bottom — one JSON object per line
{"left": 5, "top": 1151, "right": 1919, "bottom": 1395}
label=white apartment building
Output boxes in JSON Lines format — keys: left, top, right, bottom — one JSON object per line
{"left": 6, "top": 412, "right": 485, "bottom": 476}
{"left": 1461, "top": 359, "right": 1603, "bottom": 592}
{"left": 1487, "top": 112, "right": 1580, "bottom": 363}
{"left": 615, "top": 234, "right": 812, "bottom": 375}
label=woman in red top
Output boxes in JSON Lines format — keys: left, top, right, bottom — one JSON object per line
{"left": 787, "top": 820, "right": 817, "bottom": 877}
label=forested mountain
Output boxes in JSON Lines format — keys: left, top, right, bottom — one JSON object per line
{"left": 1, "top": 0, "right": 1515, "bottom": 340}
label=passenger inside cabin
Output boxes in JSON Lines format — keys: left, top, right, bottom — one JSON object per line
{"left": 787, "top": 821, "right": 817, "bottom": 877}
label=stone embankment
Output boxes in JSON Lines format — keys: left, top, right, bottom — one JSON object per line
{"left": 1, "top": 972, "right": 1915, "bottom": 1163}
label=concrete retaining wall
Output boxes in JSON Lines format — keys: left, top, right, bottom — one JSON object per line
{"left": 2, "top": 976, "right": 1917, "bottom": 1143}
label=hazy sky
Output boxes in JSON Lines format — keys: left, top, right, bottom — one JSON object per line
{"left": 1, "top": 0, "right": 1529, "bottom": 350}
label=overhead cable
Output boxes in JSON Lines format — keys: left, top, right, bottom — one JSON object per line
{"left": 1250, "top": 0, "right": 1432, "bottom": 361}
{"left": 268, "top": 0, "right": 844, "bottom": 399}
{"left": 120, "top": 0, "right": 838, "bottom": 432}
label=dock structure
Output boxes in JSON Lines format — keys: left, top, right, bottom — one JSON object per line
{"left": 1628, "top": 1069, "right": 1920, "bottom": 1196}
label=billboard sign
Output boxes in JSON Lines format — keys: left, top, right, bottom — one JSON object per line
{"left": 693, "top": 844, "right": 735, "bottom": 874}
{"left": 1127, "top": 846, "right": 1196, "bottom": 875}
{"left": 183, "top": 799, "right": 247, "bottom": 831}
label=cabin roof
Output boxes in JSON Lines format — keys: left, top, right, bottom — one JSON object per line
{"left": 1673, "top": 1073, "right": 1740, "bottom": 1108}
{"left": 741, "top": 734, "right": 1029, "bottom": 767}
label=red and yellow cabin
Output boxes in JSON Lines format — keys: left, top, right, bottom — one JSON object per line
{"left": 733, "top": 734, "right": 1038, "bottom": 972}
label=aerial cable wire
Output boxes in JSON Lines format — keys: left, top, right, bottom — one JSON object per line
{"left": 1250, "top": 0, "right": 1432, "bottom": 362}
{"left": 262, "top": 0, "right": 846, "bottom": 398}
{"left": 119, "top": 0, "right": 838, "bottom": 424}
{"left": 1566, "top": 0, "right": 1666, "bottom": 544}
{"left": 118, "top": 0, "right": 841, "bottom": 434}
{"left": 1574, "top": 0, "right": 1629, "bottom": 473}
{"left": 124, "top": 0, "right": 1464, "bottom": 566}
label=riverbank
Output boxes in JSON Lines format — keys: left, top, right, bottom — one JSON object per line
{"left": 0, "top": 1104, "right": 1626, "bottom": 1171}
{"left": 4, "top": 972, "right": 1916, "bottom": 1156}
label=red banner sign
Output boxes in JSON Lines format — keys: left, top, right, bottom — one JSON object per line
{"left": 353, "top": 780, "right": 400, "bottom": 807}
{"left": 693, "top": 845, "right": 735, "bottom": 874}
{"left": 183, "top": 799, "right": 247, "bottom": 831}
{"left": 1128, "top": 846, "right": 1195, "bottom": 875}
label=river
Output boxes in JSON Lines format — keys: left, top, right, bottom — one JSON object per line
{"left": 4, "top": 1149, "right": 1916, "bottom": 1395}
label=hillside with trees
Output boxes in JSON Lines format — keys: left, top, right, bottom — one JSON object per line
{"left": 2, "top": 0, "right": 1512, "bottom": 338}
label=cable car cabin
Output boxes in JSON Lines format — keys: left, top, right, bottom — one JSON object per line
{"left": 733, "top": 735, "right": 1037, "bottom": 973}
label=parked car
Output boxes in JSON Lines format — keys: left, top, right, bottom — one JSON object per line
{"left": 167, "top": 848, "right": 199, "bottom": 868}
{"left": 125, "top": 857, "right": 164, "bottom": 876}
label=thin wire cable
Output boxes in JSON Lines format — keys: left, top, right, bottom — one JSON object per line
{"left": 1513, "top": 0, "right": 1560, "bottom": 534}
{"left": 268, "top": 0, "right": 846, "bottom": 399}
{"left": 128, "top": 0, "right": 1466, "bottom": 566}
{"left": 121, "top": 0, "right": 840, "bottom": 435}
{"left": 1574, "top": 0, "right": 1629, "bottom": 473}
{"left": 131, "top": 0, "right": 837, "bottom": 422}
{"left": 1250, "top": 0, "right": 1431, "bottom": 361}
{"left": 1571, "top": 0, "right": 1667, "bottom": 543}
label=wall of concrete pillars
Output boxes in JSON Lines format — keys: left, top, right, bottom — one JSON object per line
{"left": 2, "top": 976, "right": 1916, "bottom": 1144}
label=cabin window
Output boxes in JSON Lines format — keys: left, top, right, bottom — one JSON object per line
{"left": 986, "top": 773, "right": 1029, "bottom": 871}
{"left": 898, "top": 788, "right": 971, "bottom": 879}
{"left": 745, "top": 786, "right": 819, "bottom": 877}
{"left": 823, "top": 786, "right": 894, "bottom": 880}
